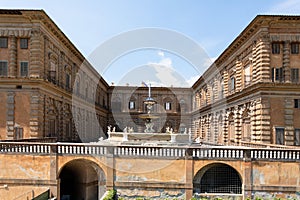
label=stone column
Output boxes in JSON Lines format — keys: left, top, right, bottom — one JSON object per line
{"left": 6, "top": 92, "right": 15, "bottom": 139}
{"left": 283, "top": 41, "right": 291, "bottom": 83}
{"left": 9, "top": 36, "right": 17, "bottom": 77}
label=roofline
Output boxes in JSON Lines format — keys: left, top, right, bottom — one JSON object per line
{"left": 192, "top": 14, "right": 300, "bottom": 89}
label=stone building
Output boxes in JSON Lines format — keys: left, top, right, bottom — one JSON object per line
{"left": 108, "top": 86, "right": 192, "bottom": 133}
{"left": 0, "top": 9, "right": 109, "bottom": 142}
{"left": 192, "top": 15, "right": 300, "bottom": 146}
{"left": 1, "top": 10, "right": 300, "bottom": 147}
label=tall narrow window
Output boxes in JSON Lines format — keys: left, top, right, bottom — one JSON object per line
{"left": 219, "top": 78, "right": 224, "bottom": 99}
{"left": 20, "top": 38, "right": 28, "bottom": 49}
{"left": 0, "top": 61, "right": 8, "bottom": 76}
{"left": 20, "top": 62, "right": 29, "bottom": 77}
{"left": 0, "top": 37, "right": 8, "bottom": 48}
{"left": 165, "top": 102, "right": 171, "bottom": 110}
{"left": 49, "top": 61, "right": 56, "bottom": 83}
{"left": 65, "top": 73, "right": 71, "bottom": 89}
{"left": 294, "top": 129, "right": 300, "bottom": 146}
{"left": 244, "top": 65, "right": 252, "bottom": 86}
{"left": 295, "top": 99, "right": 300, "bottom": 108}
{"left": 272, "top": 42, "right": 281, "bottom": 54}
{"left": 275, "top": 127, "right": 284, "bottom": 145}
{"left": 14, "top": 127, "right": 23, "bottom": 140}
{"left": 291, "top": 43, "right": 299, "bottom": 54}
{"left": 271, "top": 67, "right": 284, "bottom": 82}
{"left": 49, "top": 119, "right": 56, "bottom": 137}
{"left": 129, "top": 101, "right": 135, "bottom": 110}
{"left": 291, "top": 68, "right": 299, "bottom": 83}
{"left": 229, "top": 76, "right": 235, "bottom": 91}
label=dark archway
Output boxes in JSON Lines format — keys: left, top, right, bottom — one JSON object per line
{"left": 193, "top": 163, "right": 242, "bottom": 195}
{"left": 59, "top": 159, "right": 106, "bottom": 200}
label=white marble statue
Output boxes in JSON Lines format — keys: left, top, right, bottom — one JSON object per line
{"left": 166, "top": 127, "right": 170, "bottom": 133}
{"left": 123, "top": 127, "right": 128, "bottom": 133}
{"left": 112, "top": 127, "right": 116, "bottom": 133}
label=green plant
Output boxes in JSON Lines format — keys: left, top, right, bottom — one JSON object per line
{"left": 103, "top": 189, "right": 116, "bottom": 200}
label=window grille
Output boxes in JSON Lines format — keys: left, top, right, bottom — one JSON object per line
{"left": 200, "top": 164, "right": 242, "bottom": 194}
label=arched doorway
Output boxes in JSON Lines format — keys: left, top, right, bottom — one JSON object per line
{"left": 193, "top": 163, "right": 242, "bottom": 196}
{"left": 59, "top": 159, "right": 106, "bottom": 200}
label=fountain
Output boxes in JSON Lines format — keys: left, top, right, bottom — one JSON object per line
{"left": 139, "top": 82, "right": 159, "bottom": 133}
{"left": 105, "top": 82, "right": 193, "bottom": 145}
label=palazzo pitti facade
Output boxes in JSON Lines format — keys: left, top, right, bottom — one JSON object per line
{"left": 1, "top": 10, "right": 300, "bottom": 146}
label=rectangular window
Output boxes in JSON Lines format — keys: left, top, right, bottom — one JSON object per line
{"left": 272, "top": 42, "right": 280, "bottom": 54}
{"left": 49, "top": 119, "right": 56, "bottom": 137}
{"left": 271, "top": 67, "right": 284, "bottom": 82}
{"left": 129, "top": 101, "right": 135, "bottom": 109}
{"left": 229, "top": 76, "right": 235, "bottom": 91}
{"left": 20, "top": 62, "right": 28, "bottom": 77}
{"left": 0, "top": 37, "right": 8, "bottom": 48}
{"left": 244, "top": 65, "right": 252, "bottom": 86}
{"left": 0, "top": 61, "right": 8, "bottom": 76}
{"left": 65, "top": 73, "right": 70, "bottom": 89}
{"left": 295, "top": 129, "right": 300, "bottom": 146}
{"left": 165, "top": 102, "right": 171, "bottom": 110}
{"left": 294, "top": 99, "right": 300, "bottom": 108}
{"left": 14, "top": 127, "right": 23, "bottom": 140}
{"left": 275, "top": 127, "right": 284, "bottom": 145}
{"left": 20, "top": 38, "right": 28, "bottom": 49}
{"left": 291, "top": 43, "right": 299, "bottom": 54}
{"left": 291, "top": 68, "right": 299, "bottom": 83}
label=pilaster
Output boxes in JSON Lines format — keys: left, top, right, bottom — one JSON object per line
{"left": 250, "top": 101, "right": 257, "bottom": 142}
{"left": 252, "top": 42, "right": 258, "bottom": 83}
{"left": 30, "top": 92, "right": 40, "bottom": 138}
{"left": 29, "top": 28, "right": 44, "bottom": 78}
{"left": 223, "top": 111, "right": 229, "bottom": 144}
{"left": 283, "top": 41, "right": 291, "bottom": 83}
{"left": 235, "top": 60, "right": 243, "bottom": 91}
{"left": 6, "top": 92, "right": 15, "bottom": 139}
{"left": 223, "top": 71, "right": 229, "bottom": 97}
{"left": 234, "top": 106, "right": 242, "bottom": 143}
{"left": 9, "top": 36, "right": 17, "bottom": 77}
{"left": 284, "top": 98, "right": 294, "bottom": 145}
{"left": 255, "top": 33, "right": 271, "bottom": 82}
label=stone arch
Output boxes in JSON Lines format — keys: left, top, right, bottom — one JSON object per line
{"left": 193, "top": 163, "right": 242, "bottom": 195}
{"left": 58, "top": 158, "right": 106, "bottom": 200}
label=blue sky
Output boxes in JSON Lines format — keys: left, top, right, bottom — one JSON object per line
{"left": 2, "top": 0, "right": 300, "bottom": 86}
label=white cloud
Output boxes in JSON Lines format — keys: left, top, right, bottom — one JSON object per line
{"left": 269, "top": 0, "right": 300, "bottom": 13}
{"left": 158, "top": 50, "right": 164, "bottom": 57}
{"left": 148, "top": 51, "right": 173, "bottom": 68}
{"left": 186, "top": 75, "right": 200, "bottom": 86}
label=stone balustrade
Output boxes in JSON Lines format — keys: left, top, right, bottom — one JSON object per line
{"left": 0, "top": 142, "right": 299, "bottom": 161}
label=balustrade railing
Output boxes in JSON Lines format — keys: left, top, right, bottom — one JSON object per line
{"left": 0, "top": 142, "right": 299, "bottom": 161}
